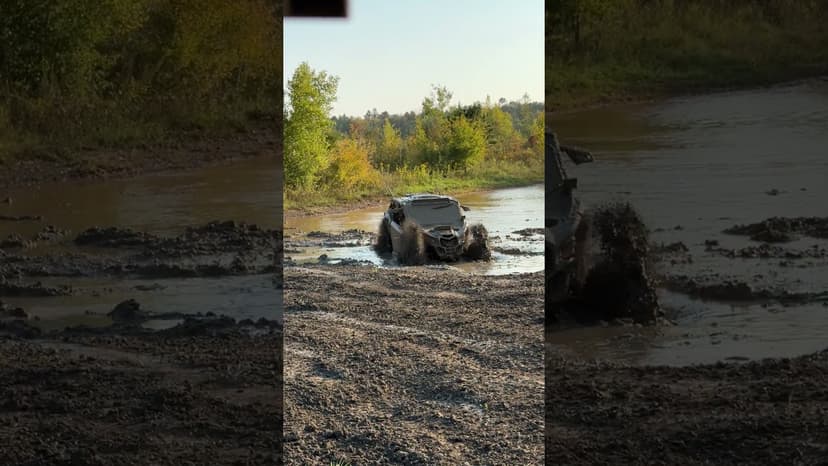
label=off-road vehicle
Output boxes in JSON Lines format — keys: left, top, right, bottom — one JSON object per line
{"left": 375, "top": 194, "right": 490, "bottom": 264}
{"left": 546, "top": 130, "right": 594, "bottom": 301}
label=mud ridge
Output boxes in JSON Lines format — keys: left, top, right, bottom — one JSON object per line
{"left": 663, "top": 274, "right": 828, "bottom": 304}
{"left": 724, "top": 216, "right": 828, "bottom": 242}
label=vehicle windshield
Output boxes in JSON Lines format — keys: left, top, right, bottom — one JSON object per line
{"left": 404, "top": 199, "right": 463, "bottom": 227}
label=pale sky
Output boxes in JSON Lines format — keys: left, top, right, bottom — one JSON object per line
{"left": 284, "top": 0, "right": 543, "bottom": 117}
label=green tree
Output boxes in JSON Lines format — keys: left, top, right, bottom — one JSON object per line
{"left": 482, "top": 99, "right": 518, "bottom": 159}
{"left": 446, "top": 115, "right": 486, "bottom": 169}
{"left": 284, "top": 62, "right": 339, "bottom": 188}
{"left": 374, "top": 118, "right": 403, "bottom": 169}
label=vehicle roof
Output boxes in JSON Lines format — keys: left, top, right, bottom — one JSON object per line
{"left": 393, "top": 193, "right": 458, "bottom": 204}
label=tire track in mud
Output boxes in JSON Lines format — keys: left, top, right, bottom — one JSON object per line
{"left": 283, "top": 264, "right": 544, "bottom": 465}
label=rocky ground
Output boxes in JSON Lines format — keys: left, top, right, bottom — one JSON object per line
{"left": 545, "top": 344, "right": 828, "bottom": 465}
{"left": 1, "top": 216, "right": 283, "bottom": 465}
{"left": 1, "top": 220, "right": 281, "bottom": 282}
{"left": 544, "top": 213, "right": 828, "bottom": 464}
{"left": 283, "top": 264, "right": 545, "bottom": 465}
{"left": 0, "top": 325, "right": 283, "bottom": 465}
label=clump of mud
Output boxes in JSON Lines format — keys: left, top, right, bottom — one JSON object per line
{"left": 572, "top": 202, "right": 661, "bottom": 324}
{"left": 724, "top": 216, "right": 828, "bottom": 243}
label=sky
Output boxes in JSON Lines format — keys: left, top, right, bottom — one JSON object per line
{"left": 284, "top": 0, "right": 543, "bottom": 117}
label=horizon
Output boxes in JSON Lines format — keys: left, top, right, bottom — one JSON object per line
{"left": 284, "top": 0, "right": 543, "bottom": 117}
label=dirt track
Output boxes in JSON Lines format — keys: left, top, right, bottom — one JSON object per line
{"left": 0, "top": 329, "right": 282, "bottom": 465}
{"left": 545, "top": 342, "right": 828, "bottom": 465}
{"left": 283, "top": 264, "right": 544, "bottom": 464}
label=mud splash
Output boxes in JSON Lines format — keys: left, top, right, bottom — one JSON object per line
{"left": 555, "top": 202, "right": 662, "bottom": 324}
{"left": 284, "top": 185, "right": 544, "bottom": 275}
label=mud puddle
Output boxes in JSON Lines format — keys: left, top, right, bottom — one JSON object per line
{"left": 284, "top": 184, "right": 543, "bottom": 275}
{"left": 1, "top": 157, "right": 281, "bottom": 329}
{"left": 549, "top": 79, "right": 828, "bottom": 365}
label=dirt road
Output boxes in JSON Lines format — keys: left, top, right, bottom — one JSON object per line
{"left": 1, "top": 216, "right": 283, "bottom": 464}
{"left": 545, "top": 341, "right": 828, "bottom": 465}
{"left": 283, "top": 264, "right": 545, "bottom": 464}
{"left": 0, "top": 328, "right": 282, "bottom": 465}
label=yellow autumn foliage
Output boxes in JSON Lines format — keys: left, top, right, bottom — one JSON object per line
{"left": 324, "top": 139, "right": 382, "bottom": 191}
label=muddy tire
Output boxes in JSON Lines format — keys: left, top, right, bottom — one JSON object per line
{"left": 374, "top": 219, "right": 392, "bottom": 254}
{"left": 398, "top": 220, "right": 426, "bottom": 265}
{"left": 463, "top": 223, "right": 491, "bottom": 261}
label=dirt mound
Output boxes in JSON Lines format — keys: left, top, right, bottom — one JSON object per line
{"left": 108, "top": 299, "right": 149, "bottom": 323}
{"left": 0, "top": 215, "right": 43, "bottom": 222}
{"left": 0, "top": 279, "right": 72, "bottom": 297}
{"left": 724, "top": 216, "right": 828, "bottom": 242}
{"left": 709, "top": 242, "right": 828, "bottom": 259}
{"left": 2, "top": 221, "right": 281, "bottom": 284}
{"left": 512, "top": 227, "right": 544, "bottom": 236}
{"left": 76, "top": 221, "right": 281, "bottom": 258}
{"left": 75, "top": 226, "right": 157, "bottom": 247}
{"left": 663, "top": 274, "right": 828, "bottom": 304}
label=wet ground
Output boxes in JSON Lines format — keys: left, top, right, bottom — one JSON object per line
{"left": 0, "top": 327, "right": 282, "bottom": 465}
{"left": 543, "top": 78, "right": 828, "bottom": 465}
{"left": 0, "top": 156, "right": 281, "bottom": 328}
{"left": 284, "top": 185, "right": 543, "bottom": 275}
{"left": 283, "top": 265, "right": 543, "bottom": 464}
{"left": 548, "top": 78, "right": 828, "bottom": 365}
{"left": 1, "top": 156, "right": 283, "bottom": 464}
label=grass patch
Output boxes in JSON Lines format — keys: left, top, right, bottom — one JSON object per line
{"left": 285, "top": 158, "right": 543, "bottom": 212}
{"left": 546, "top": 2, "right": 828, "bottom": 110}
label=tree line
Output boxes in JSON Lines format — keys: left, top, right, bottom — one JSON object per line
{"left": 0, "top": 0, "right": 280, "bottom": 158}
{"left": 284, "top": 62, "right": 543, "bottom": 192}
{"left": 546, "top": 0, "right": 828, "bottom": 107}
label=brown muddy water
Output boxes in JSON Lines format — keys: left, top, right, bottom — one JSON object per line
{"left": 549, "top": 79, "right": 828, "bottom": 366}
{"left": 0, "top": 156, "right": 280, "bottom": 327}
{"left": 284, "top": 185, "right": 544, "bottom": 275}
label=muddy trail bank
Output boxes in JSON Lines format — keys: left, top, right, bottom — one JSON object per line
{"left": 0, "top": 123, "right": 277, "bottom": 190}
{"left": 1, "top": 220, "right": 280, "bottom": 280}
{"left": 0, "top": 220, "right": 281, "bottom": 325}
{"left": 0, "top": 319, "right": 283, "bottom": 465}
{"left": 283, "top": 265, "right": 544, "bottom": 464}
{"left": 545, "top": 344, "right": 828, "bottom": 465}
